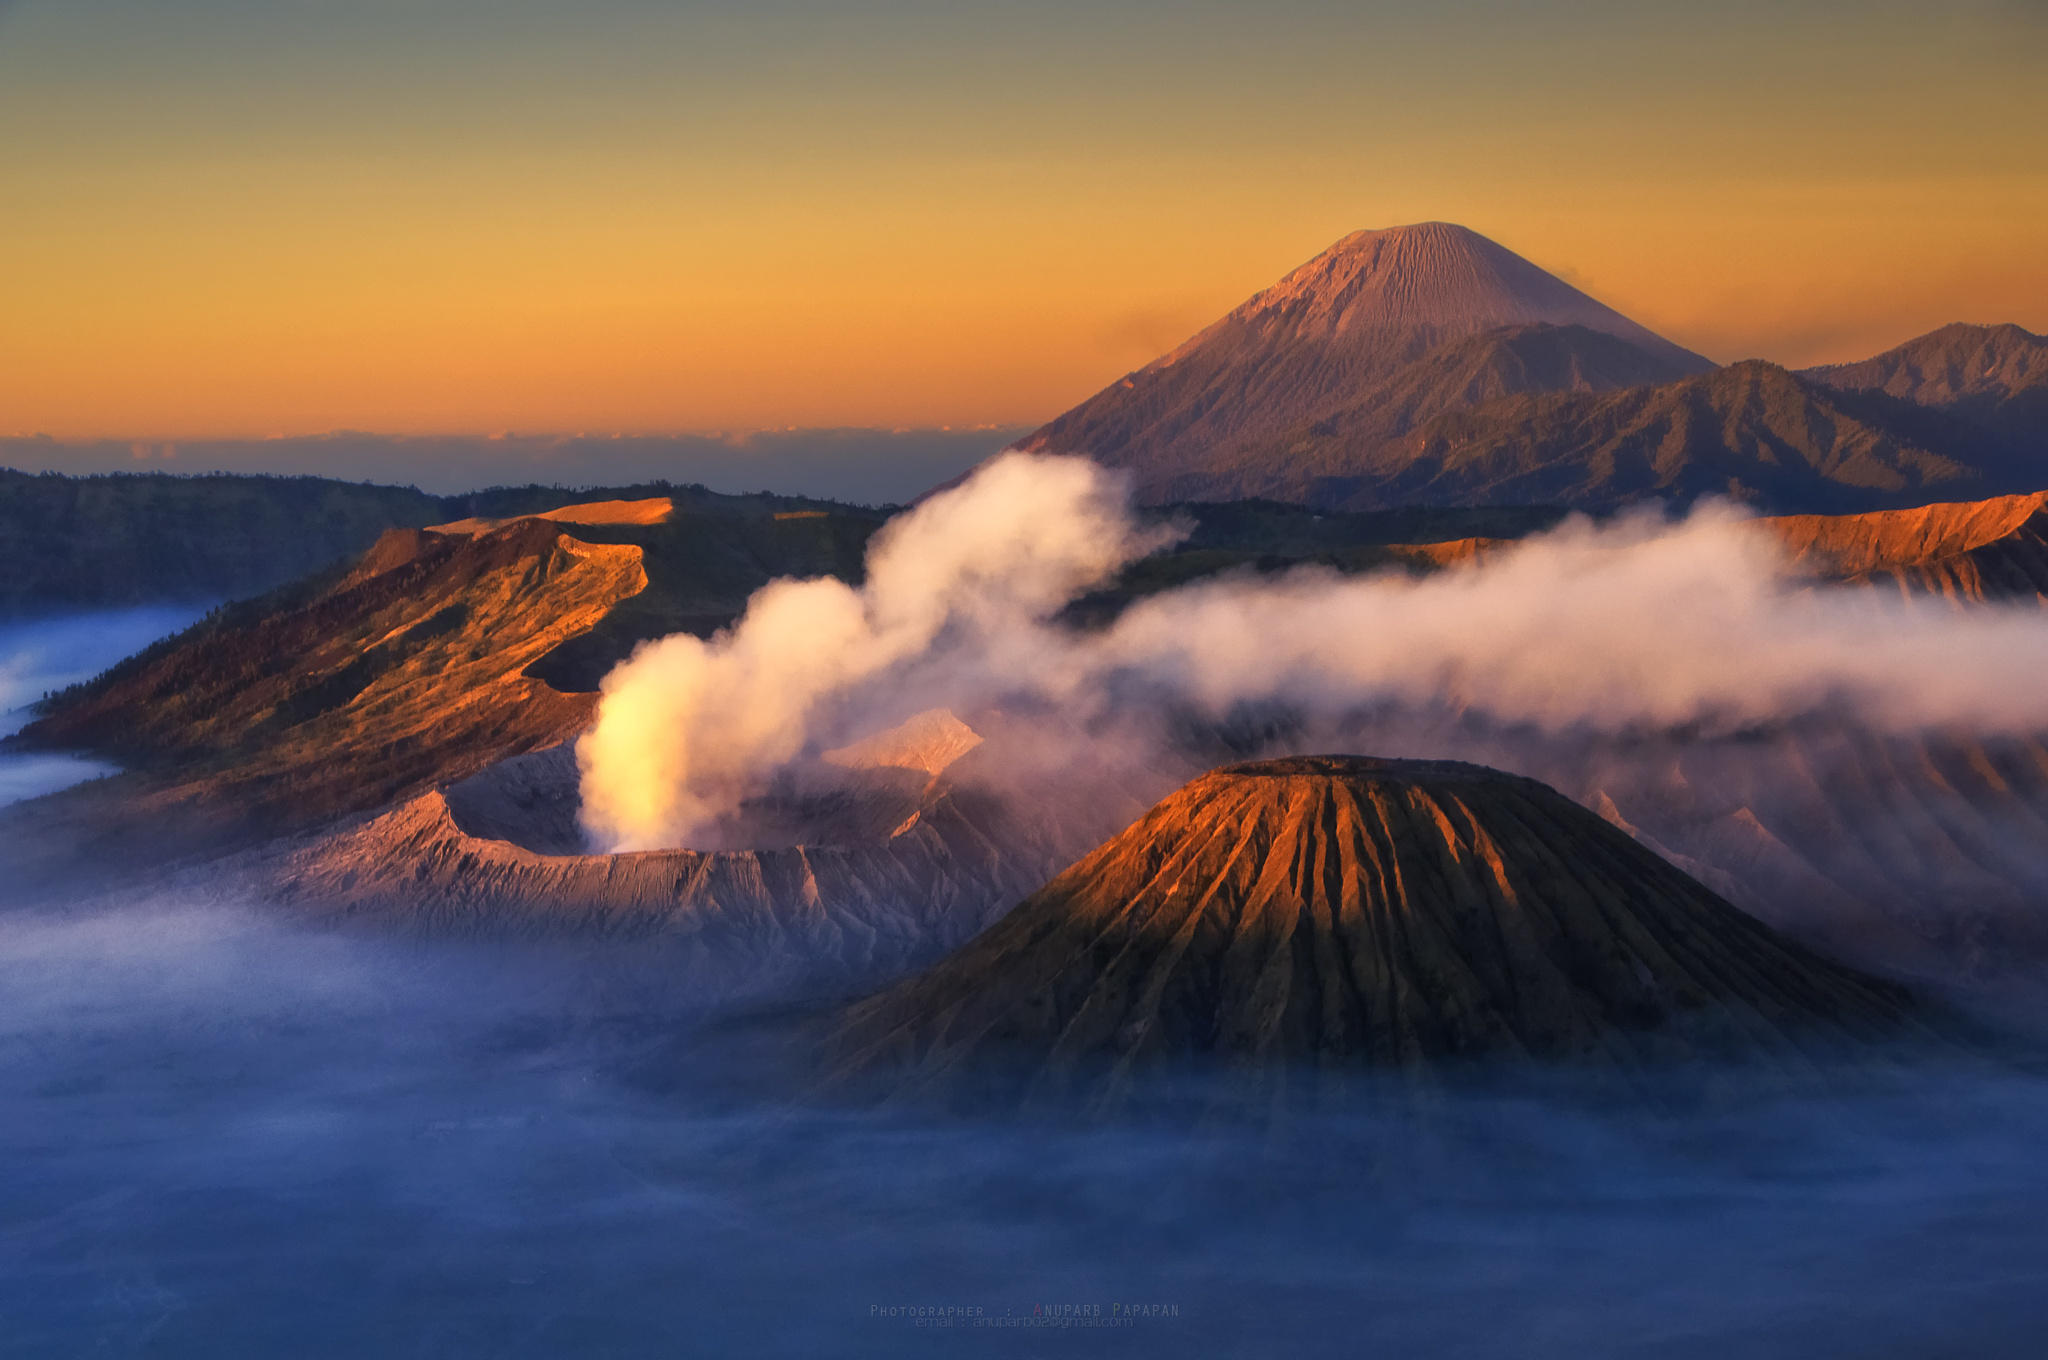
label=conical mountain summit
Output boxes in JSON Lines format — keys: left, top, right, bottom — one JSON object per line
{"left": 1162, "top": 221, "right": 1702, "bottom": 363}
{"left": 834, "top": 756, "right": 1923, "bottom": 1108}
{"left": 1017, "top": 222, "right": 1712, "bottom": 504}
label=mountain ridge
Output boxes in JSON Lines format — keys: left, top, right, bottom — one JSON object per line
{"left": 1803, "top": 322, "right": 2048, "bottom": 406}
{"left": 1017, "top": 226, "right": 2046, "bottom": 516}
{"left": 1370, "top": 359, "right": 1989, "bottom": 512}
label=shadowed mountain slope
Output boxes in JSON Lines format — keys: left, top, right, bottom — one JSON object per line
{"left": 1370, "top": 361, "right": 1996, "bottom": 513}
{"left": 1108, "top": 323, "right": 1710, "bottom": 506}
{"left": 1805, "top": 323, "right": 2048, "bottom": 408}
{"left": 834, "top": 757, "right": 1921, "bottom": 1107}
{"left": 0, "top": 468, "right": 868, "bottom": 617}
{"left": 1383, "top": 326, "right": 2048, "bottom": 518}
{"left": 0, "top": 470, "right": 444, "bottom": 615}
{"left": 1017, "top": 224, "right": 1710, "bottom": 504}
{"left": 1802, "top": 323, "right": 2048, "bottom": 490}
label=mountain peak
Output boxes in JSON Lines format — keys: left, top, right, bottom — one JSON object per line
{"left": 832, "top": 755, "right": 1920, "bottom": 1108}
{"left": 1316, "top": 219, "right": 1495, "bottom": 269}
{"left": 1016, "top": 222, "right": 1712, "bottom": 504}
{"left": 1181, "top": 222, "right": 1700, "bottom": 364}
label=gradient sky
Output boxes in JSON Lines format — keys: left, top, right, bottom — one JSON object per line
{"left": 2, "top": 0, "right": 2043, "bottom": 438}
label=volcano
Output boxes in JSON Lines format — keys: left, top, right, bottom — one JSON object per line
{"left": 834, "top": 756, "right": 1921, "bottom": 1104}
{"left": 1016, "top": 222, "right": 1712, "bottom": 503}
{"left": 1013, "top": 226, "right": 2048, "bottom": 516}
{"left": 1147, "top": 221, "right": 1699, "bottom": 352}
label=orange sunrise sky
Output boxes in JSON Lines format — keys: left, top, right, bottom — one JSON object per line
{"left": 1, "top": 0, "right": 2043, "bottom": 439}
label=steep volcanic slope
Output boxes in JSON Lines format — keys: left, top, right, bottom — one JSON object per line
{"left": 1019, "top": 230, "right": 2048, "bottom": 516}
{"left": 1766, "top": 492, "right": 2048, "bottom": 603}
{"left": 15, "top": 494, "right": 884, "bottom": 830}
{"left": 834, "top": 757, "right": 1919, "bottom": 1105}
{"left": 1183, "top": 223, "right": 1698, "bottom": 352}
{"left": 23, "top": 518, "right": 647, "bottom": 823}
{"left": 1297, "top": 717, "right": 2048, "bottom": 985}
{"left": 1017, "top": 224, "right": 1711, "bottom": 503}
{"left": 1147, "top": 323, "right": 1711, "bottom": 506}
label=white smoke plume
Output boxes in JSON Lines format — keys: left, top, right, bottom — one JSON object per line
{"left": 576, "top": 454, "right": 1182, "bottom": 851}
{"left": 578, "top": 453, "right": 2048, "bottom": 851}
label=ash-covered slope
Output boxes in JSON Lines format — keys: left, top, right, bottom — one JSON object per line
{"left": 1018, "top": 224, "right": 1710, "bottom": 503}
{"left": 1127, "top": 323, "right": 1706, "bottom": 507}
{"left": 249, "top": 728, "right": 1171, "bottom": 988}
{"left": 835, "top": 756, "right": 1920, "bottom": 1103}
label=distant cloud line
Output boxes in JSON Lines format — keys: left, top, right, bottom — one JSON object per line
{"left": 0, "top": 427, "right": 1027, "bottom": 504}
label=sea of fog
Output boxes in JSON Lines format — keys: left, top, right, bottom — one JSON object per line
{"left": 8, "top": 608, "right": 2048, "bottom": 1356}
{"left": 0, "top": 607, "right": 210, "bottom": 808}
{"left": 3, "top": 898, "right": 2048, "bottom": 1358}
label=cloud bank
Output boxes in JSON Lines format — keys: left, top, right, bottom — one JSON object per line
{"left": 0, "top": 428, "right": 1022, "bottom": 505}
{"left": 578, "top": 453, "right": 2048, "bottom": 851}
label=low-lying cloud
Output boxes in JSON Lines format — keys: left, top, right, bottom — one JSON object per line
{"left": 578, "top": 453, "right": 2048, "bottom": 852}
{"left": 12, "top": 895, "right": 2048, "bottom": 1356}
